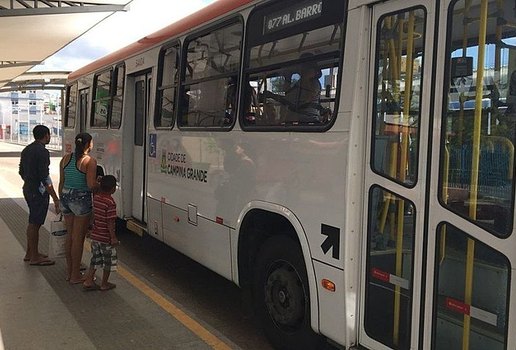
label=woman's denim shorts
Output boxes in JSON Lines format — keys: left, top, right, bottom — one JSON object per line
{"left": 60, "top": 188, "right": 92, "bottom": 216}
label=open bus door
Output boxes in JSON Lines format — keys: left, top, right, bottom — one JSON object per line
{"left": 131, "top": 72, "right": 151, "bottom": 224}
{"left": 360, "top": 1, "right": 434, "bottom": 348}
{"left": 361, "top": 0, "right": 514, "bottom": 349}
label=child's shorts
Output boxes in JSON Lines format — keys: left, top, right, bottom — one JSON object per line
{"left": 90, "top": 241, "right": 117, "bottom": 272}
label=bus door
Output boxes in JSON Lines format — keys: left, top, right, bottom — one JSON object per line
{"left": 424, "top": 0, "right": 514, "bottom": 349}
{"left": 132, "top": 72, "right": 151, "bottom": 222}
{"left": 360, "top": 1, "right": 435, "bottom": 349}
{"left": 362, "top": 0, "right": 515, "bottom": 349}
{"left": 78, "top": 88, "right": 88, "bottom": 132}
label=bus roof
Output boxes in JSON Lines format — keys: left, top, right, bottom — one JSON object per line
{"left": 68, "top": 0, "right": 254, "bottom": 82}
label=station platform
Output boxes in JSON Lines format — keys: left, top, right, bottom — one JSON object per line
{"left": 0, "top": 142, "right": 242, "bottom": 350}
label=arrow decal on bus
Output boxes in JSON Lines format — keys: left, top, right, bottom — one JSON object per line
{"left": 321, "top": 224, "right": 340, "bottom": 259}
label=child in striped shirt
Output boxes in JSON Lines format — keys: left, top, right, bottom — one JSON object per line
{"left": 83, "top": 175, "right": 118, "bottom": 291}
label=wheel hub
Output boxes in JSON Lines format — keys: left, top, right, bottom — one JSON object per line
{"left": 264, "top": 262, "right": 305, "bottom": 330}
{"left": 278, "top": 289, "right": 287, "bottom": 304}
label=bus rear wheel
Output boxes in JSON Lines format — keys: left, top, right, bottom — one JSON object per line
{"left": 253, "top": 236, "right": 323, "bottom": 350}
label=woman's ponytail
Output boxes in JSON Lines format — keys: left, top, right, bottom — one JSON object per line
{"left": 74, "top": 132, "right": 92, "bottom": 159}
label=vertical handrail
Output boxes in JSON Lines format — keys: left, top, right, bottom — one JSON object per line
{"left": 393, "top": 11, "right": 415, "bottom": 347}
{"left": 379, "top": 142, "right": 397, "bottom": 233}
{"left": 388, "top": 17, "right": 400, "bottom": 104}
{"left": 379, "top": 15, "right": 398, "bottom": 235}
{"left": 378, "top": 16, "right": 395, "bottom": 234}
{"left": 463, "top": 1, "right": 488, "bottom": 349}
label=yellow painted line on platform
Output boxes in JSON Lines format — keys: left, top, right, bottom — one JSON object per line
{"left": 84, "top": 243, "right": 232, "bottom": 350}
{"left": 117, "top": 266, "right": 233, "bottom": 350}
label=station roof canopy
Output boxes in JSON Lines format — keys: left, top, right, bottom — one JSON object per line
{"left": 0, "top": 0, "right": 130, "bottom": 90}
{"left": 0, "top": 70, "right": 70, "bottom": 93}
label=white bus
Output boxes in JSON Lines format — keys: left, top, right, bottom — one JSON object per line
{"left": 63, "top": 0, "right": 516, "bottom": 349}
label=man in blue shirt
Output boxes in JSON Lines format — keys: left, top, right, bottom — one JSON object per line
{"left": 19, "top": 125, "right": 60, "bottom": 265}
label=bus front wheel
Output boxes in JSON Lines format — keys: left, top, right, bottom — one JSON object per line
{"left": 253, "top": 236, "right": 323, "bottom": 350}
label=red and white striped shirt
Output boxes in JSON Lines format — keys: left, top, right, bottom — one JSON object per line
{"left": 91, "top": 193, "right": 117, "bottom": 244}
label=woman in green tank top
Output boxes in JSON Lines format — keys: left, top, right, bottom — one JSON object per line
{"left": 58, "top": 132, "right": 99, "bottom": 284}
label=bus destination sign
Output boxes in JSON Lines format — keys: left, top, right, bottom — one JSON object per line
{"left": 263, "top": 0, "right": 323, "bottom": 35}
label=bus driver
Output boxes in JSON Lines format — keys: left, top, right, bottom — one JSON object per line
{"left": 263, "top": 54, "right": 323, "bottom": 123}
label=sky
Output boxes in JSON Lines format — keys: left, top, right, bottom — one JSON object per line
{"left": 34, "top": 0, "right": 216, "bottom": 72}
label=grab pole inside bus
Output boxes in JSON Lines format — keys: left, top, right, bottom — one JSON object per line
{"left": 441, "top": 1, "right": 474, "bottom": 268}
{"left": 391, "top": 11, "right": 416, "bottom": 347}
{"left": 463, "top": 1, "right": 488, "bottom": 349}
{"left": 378, "top": 23, "right": 391, "bottom": 233}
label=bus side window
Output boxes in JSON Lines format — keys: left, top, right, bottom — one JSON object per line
{"left": 179, "top": 20, "right": 243, "bottom": 129}
{"left": 242, "top": 6, "right": 344, "bottom": 130}
{"left": 91, "top": 69, "right": 112, "bottom": 128}
{"left": 65, "top": 83, "right": 78, "bottom": 128}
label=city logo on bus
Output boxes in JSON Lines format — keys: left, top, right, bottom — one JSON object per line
{"left": 160, "top": 150, "right": 209, "bottom": 183}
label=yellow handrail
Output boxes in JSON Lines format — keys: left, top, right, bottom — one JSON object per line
{"left": 379, "top": 143, "right": 397, "bottom": 234}
{"left": 378, "top": 15, "right": 398, "bottom": 236}
{"left": 463, "top": 1, "right": 488, "bottom": 349}
{"left": 393, "top": 11, "right": 415, "bottom": 347}
{"left": 387, "top": 17, "right": 400, "bottom": 104}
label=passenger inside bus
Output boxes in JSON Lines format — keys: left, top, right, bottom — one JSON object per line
{"left": 240, "top": 81, "right": 259, "bottom": 123}
{"left": 224, "top": 76, "right": 242, "bottom": 125}
{"left": 185, "top": 57, "right": 231, "bottom": 127}
{"left": 263, "top": 55, "right": 324, "bottom": 124}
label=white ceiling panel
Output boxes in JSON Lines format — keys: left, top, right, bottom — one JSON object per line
{"left": 0, "top": 1, "right": 130, "bottom": 88}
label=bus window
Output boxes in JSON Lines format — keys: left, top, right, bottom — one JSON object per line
{"left": 242, "top": 0, "right": 345, "bottom": 129}
{"left": 371, "top": 8, "right": 426, "bottom": 187}
{"left": 64, "top": 83, "right": 78, "bottom": 128}
{"left": 440, "top": 0, "right": 516, "bottom": 237}
{"left": 433, "top": 224, "right": 509, "bottom": 349}
{"left": 91, "top": 69, "right": 112, "bottom": 128}
{"left": 178, "top": 20, "right": 243, "bottom": 128}
{"left": 156, "top": 44, "right": 179, "bottom": 128}
{"left": 365, "top": 186, "right": 415, "bottom": 349}
{"left": 111, "top": 64, "right": 125, "bottom": 129}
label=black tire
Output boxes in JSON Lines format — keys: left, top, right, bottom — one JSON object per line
{"left": 253, "top": 236, "right": 323, "bottom": 350}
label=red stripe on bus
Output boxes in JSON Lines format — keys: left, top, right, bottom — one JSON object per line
{"left": 445, "top": 297, "right": 470, "bottom": 316}
{"left": 68, "top": 0, "right": 254, "bottom": 81}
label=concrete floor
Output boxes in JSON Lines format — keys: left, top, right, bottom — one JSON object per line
{"left": 0, "top": 142, "right": 238, "bottom": 350}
